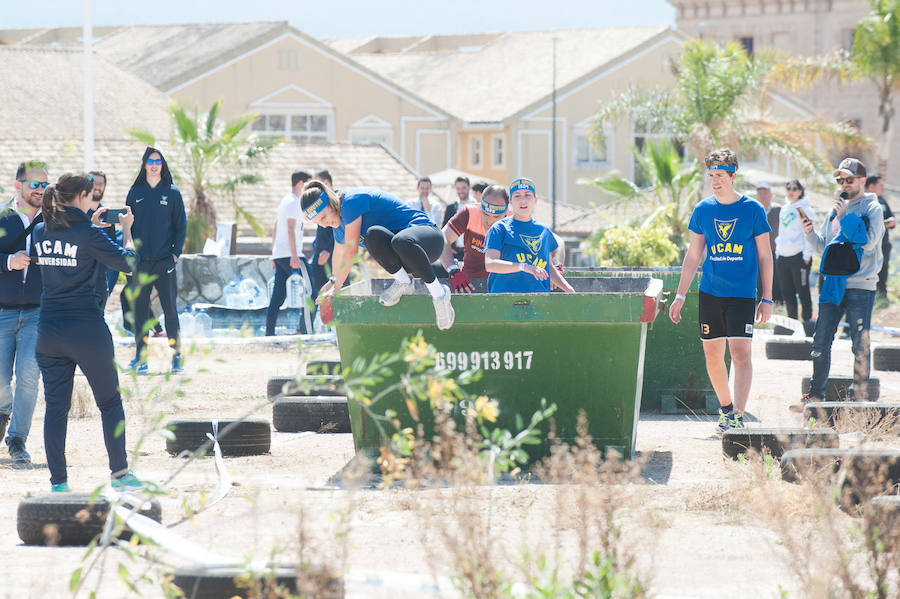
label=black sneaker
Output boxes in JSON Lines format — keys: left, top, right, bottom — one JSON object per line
{"left": 0, "top": 413, "right": 8, "bottom": 443}
{"left": 789, "top": 393, "right": 820, "bottom": 413}
{"left": 8, "top": 437, "right": 31, "bottom": 466}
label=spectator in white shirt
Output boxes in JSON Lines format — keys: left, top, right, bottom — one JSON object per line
{"left": 266, "top": 170, "right": 310, "bottom": 336}
{"left": 405, "top": 177, "right": 443, "bottom": 226}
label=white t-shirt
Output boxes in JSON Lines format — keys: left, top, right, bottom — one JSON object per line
{"left": 405, "top": 197, "right": 443, "bottom": 227}
{"left": 272, "top": 192, "right": 304, "bottom": 259}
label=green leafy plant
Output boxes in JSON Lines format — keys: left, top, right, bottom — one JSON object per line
{"left": 128, "top": 100, "right": 281, "bottom": 252}
{"left": 852, "top": 0, "right": 900, "bottom": 175}
{"left": 586, "top": 213, "right": 680, "bottom": 267}
{"left": 592, "top": 39, "right": 868, "bottom": 184}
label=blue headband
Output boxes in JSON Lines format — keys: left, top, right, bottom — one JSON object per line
{"left": 707, "top": 163, "right": 736, "bottom": 173}
{"left": 304, "top": 191, "right": 329, "bottom": 220}
{"left": 481, "top": 199, "right": 508, "bottom": 215}
{"left": 509, "top": 178, "right": 536, "bottom": 196}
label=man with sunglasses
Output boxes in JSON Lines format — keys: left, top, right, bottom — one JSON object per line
{"left": 0, "top": 161, "right": 48, "bottom": 467}
{"left": 794, "top": 158, "right": 885, "bottom": 408}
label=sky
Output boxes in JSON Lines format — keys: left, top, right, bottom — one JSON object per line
{"left": 8, "top": 0, "right": 676, "bottom": 37}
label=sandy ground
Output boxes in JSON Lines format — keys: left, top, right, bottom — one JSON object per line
{"left": 2, "top": 328, "right": 899, "bottom": 599}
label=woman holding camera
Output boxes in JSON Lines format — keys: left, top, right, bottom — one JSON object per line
{"left": 33, "top": 173, "right": 142, "bottom": 492}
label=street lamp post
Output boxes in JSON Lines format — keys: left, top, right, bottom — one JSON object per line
{"left": 551, "top": 36, "right": 558, "bottom": 231}
{"left": 83, "top": 0, "right": 94, "bottom": 171}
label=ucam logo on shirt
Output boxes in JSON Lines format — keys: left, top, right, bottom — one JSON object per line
{"left": 160, "top": 195, "right": 168, "bottom": 205}
{"left": 710, "top": 217, "right": 744, "bottom": 259}
{"left": 35, "top": 239, "right": 78, "bottom": 267}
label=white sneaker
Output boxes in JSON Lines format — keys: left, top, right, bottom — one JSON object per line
{"left": 379, "top": 279, "right": 415, "bottom": 306}
{"left": 433, "top": 285, "right": 455, "bottom": 330}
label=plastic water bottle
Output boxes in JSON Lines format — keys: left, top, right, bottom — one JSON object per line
{"left": 267, "top": 277, "right": 277, "bottom": 305}
{"left": 240, "top": 277, "right": 265, "bottom": 308}
{"left": 313, "top": 309, "right": 327, "bottom": 334}
{"left": 286, "top": 271, "right": 306, "bottom": 308}
{"left": 180, "top": 307, "right": 195, "bottom": 338}
{"left": 194, "top": 309, "right": 212, "bottom": 337}
{"left": 222, "top": 279, "right": 240, "bottom": 307}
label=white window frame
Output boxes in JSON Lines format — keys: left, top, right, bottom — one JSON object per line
{"left": 573, "top": 118, "right": 611, "bottom": 170}
{"left": 469, "top": 135, "right": 483, "bottom": 168}
{"left": 630, "top": 117, "right": 684, "bottom": 183}
{"left": 490, "top": 133, "right": 505, "bottom": 168}
{"left": 348, "top": 114, "right": 395, "bottom": 149}
{"left": 251, "top": 110, "right": 334, "bottom": 142}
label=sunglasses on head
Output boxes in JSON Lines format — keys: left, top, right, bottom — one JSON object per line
{"left": 835, "top": 177, "right": 856, "bottom": 185}
{"left": 19, "top": 179, "right": 49, "bottom": 190}
{"left": 146, "top": 158, "right": 162, "bottom": 165}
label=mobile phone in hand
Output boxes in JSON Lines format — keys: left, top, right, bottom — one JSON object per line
{"left": 796, "top": 206, "right": 807, "bottom": 221}
{"left": 102, "top": 209, "right": 126, "bottom": 224}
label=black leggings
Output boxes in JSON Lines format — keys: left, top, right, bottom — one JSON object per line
{"left": 776, "top": 252, "right": 813, "bottom": 322}
{"left": 365, "top": 225, "right": 444, "bottom": 283}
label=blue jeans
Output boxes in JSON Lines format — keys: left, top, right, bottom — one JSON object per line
{"left": 809, "top": 288, "right": 876, "bottom": 400}
{"left": 0, "top": 307, "right": 40, "bottom": 443}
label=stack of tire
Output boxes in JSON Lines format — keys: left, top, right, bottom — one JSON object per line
{"left": 270, "top": 360, "right": 351, "bottom": 434}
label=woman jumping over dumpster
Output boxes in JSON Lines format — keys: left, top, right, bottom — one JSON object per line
{"left": 301, "top": 180, "right": 455, "bottom": 329}
{"left": 484, "top": 178, "right": 574, "bottom": 294}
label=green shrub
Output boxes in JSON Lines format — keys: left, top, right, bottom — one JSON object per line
{"left": 587, "top": 220, "right": 680, "bottom": 267}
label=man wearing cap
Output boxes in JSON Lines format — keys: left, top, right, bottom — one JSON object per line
{"left": 669, "top": 149, "right": 773, "bottom": 436}
{"left": 794, "top": 158, "right": 884, "bottom": 407}
{"left": 756, "top": 182, "right": 783, "bottom": 304}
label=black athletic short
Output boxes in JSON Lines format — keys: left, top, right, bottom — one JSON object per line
{"left": 698, "top": 290, "right": 756, "bottom": 340}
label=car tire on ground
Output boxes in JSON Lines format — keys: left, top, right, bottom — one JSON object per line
{"left": 171, "top": 565, "right": 343, "bottom": 599}
{"left": 721, "top": 428, "right": 838, "bottom": 459}
{"left": 266, "top": 375, "right": 346, "bottom": 400}
{"left": 165, "top": 419, "right": 271, "bottom": 457}
{"left": 273, "top": 396, "right": 351, "bottom": 433}
{"left": 802, "top": 402, "right": 900, "bottom": 426}
{"left": 800, "top": 376, "right": 880, "bottom": 402}
{"left": 873, "top": 346, "right": 900, "bottom": 372}
{"left": 17, "top": 493, "right": 161, "bottom": 546}
{"left": 780, "top": 448, "right": 900, "bottom": 508}
{"left": 304, "top": 360, "right": 343, "bottom": 376}
{"left": 765, "top": 338, "right": 813, "bottom": 361}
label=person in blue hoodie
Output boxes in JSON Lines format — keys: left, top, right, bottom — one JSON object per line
{"left": 32, "top": 172, "right": 142, "bottom": 492}
{"left": 125, "top": 147, "right": 187, "bottom": 374}
{"left": 0, "top": 160, "right": 47, "bottom": 467}
{"left": 791, "top": 157, "right": 885, "bottom": 409}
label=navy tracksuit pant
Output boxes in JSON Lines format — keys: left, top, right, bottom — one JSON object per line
{"left": 37, "top": 314, "right": 127, "bottom": 485}
{"left": 132, "top": 258, "right": 180, "bottom": 362}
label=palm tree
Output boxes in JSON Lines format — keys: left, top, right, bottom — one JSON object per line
{"left": 592, "top": 39, "right": 868, "bottom": 184}
{"left": 586, "top": 137, "right": 700, "bottom": 248}
{"left": 128, "top": 100, "right": 280, "bottom": 253}
{"left": 852, "top": 0, "right": 900, "bottom": 175}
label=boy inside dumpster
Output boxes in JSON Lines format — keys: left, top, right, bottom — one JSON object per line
{"left": 483, "top": 177, "right": 574, "bottom": 294}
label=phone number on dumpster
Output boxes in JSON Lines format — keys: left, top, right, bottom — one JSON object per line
{"left": 435, "top": 350, "right": 533, "bottom": 371}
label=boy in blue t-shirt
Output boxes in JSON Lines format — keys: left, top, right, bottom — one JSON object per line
{"left": 484, "top": 178, "right": 574, "bottom": 294}
{"left": 669, "top": 149, "right": 774, "bottom": 436}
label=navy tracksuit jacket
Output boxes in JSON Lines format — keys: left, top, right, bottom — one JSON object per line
{"left": 125, "top": 181, "right": 187, "bottom": 359}
{"left": 0, "top": 205, "right": 43, "bottom": 308}
{"left": 33, "top": 205, "right": 135, "bottom": 485}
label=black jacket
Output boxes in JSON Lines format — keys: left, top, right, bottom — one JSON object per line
{"left": 33, "top": 206, "right": 134, "bottom": 314}
{"left": 126, "top": 181, "right": 187, "bottom": 262}
{"left": 0, "top": 204, "right": 43, "bottom": 309}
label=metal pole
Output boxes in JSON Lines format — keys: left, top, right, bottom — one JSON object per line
{"left": 83, "top": 0, "right": 94, "bottom": 171}
{"left": 551, "top": 37, "right": 557, "bottom": 230}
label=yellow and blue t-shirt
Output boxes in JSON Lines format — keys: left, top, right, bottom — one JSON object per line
{"left": 333, "top": 188, "right": 433, "bottom": 247}
{"left": 688, "top": 195, "right": 771, "bottom": 298}
{"left": 484, "top": 217, "right": 558, "bottom": 293}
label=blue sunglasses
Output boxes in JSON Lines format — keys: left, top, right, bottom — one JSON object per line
{"left": 19, "top": 179, "right": 49, "bottom": 190}
{"left": 146, "top": 158, "right": 162, "bottom": 165}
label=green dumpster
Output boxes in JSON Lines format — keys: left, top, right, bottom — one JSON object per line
{"left": 332, "top": 276, "right": 663, "bottom": 460}
{"left": 567, "top": 267, "right": 728, "bottom": 413}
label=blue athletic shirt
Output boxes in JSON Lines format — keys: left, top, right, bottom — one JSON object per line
{"left": 333, "top": 188, "right": 434, "bottom": 247}
{"left": 484, "top": 217, "right": 558, "bottom": 293}
{"left": 688, "top": 194, "right": 771, "bottom": 298}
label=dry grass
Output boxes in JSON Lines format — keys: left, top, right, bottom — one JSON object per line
{"left": 70, "top": 378, "right": 94, "bottom": 419}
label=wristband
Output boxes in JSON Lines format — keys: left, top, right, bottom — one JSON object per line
{"left": 447, "top": 263, "right": 459, "bottom": 276}
{"left": 518, "top": 262, "right": 525, "bottom": 272}
{"left": 760, "top": 298, "right": 774, "bottom": 305}
{"left": 674, "top": 293, "right": 686, "bottom": 301}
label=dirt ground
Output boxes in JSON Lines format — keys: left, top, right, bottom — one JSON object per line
{"left": 2, "top": 325, "right": 899, "bottom": 599}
